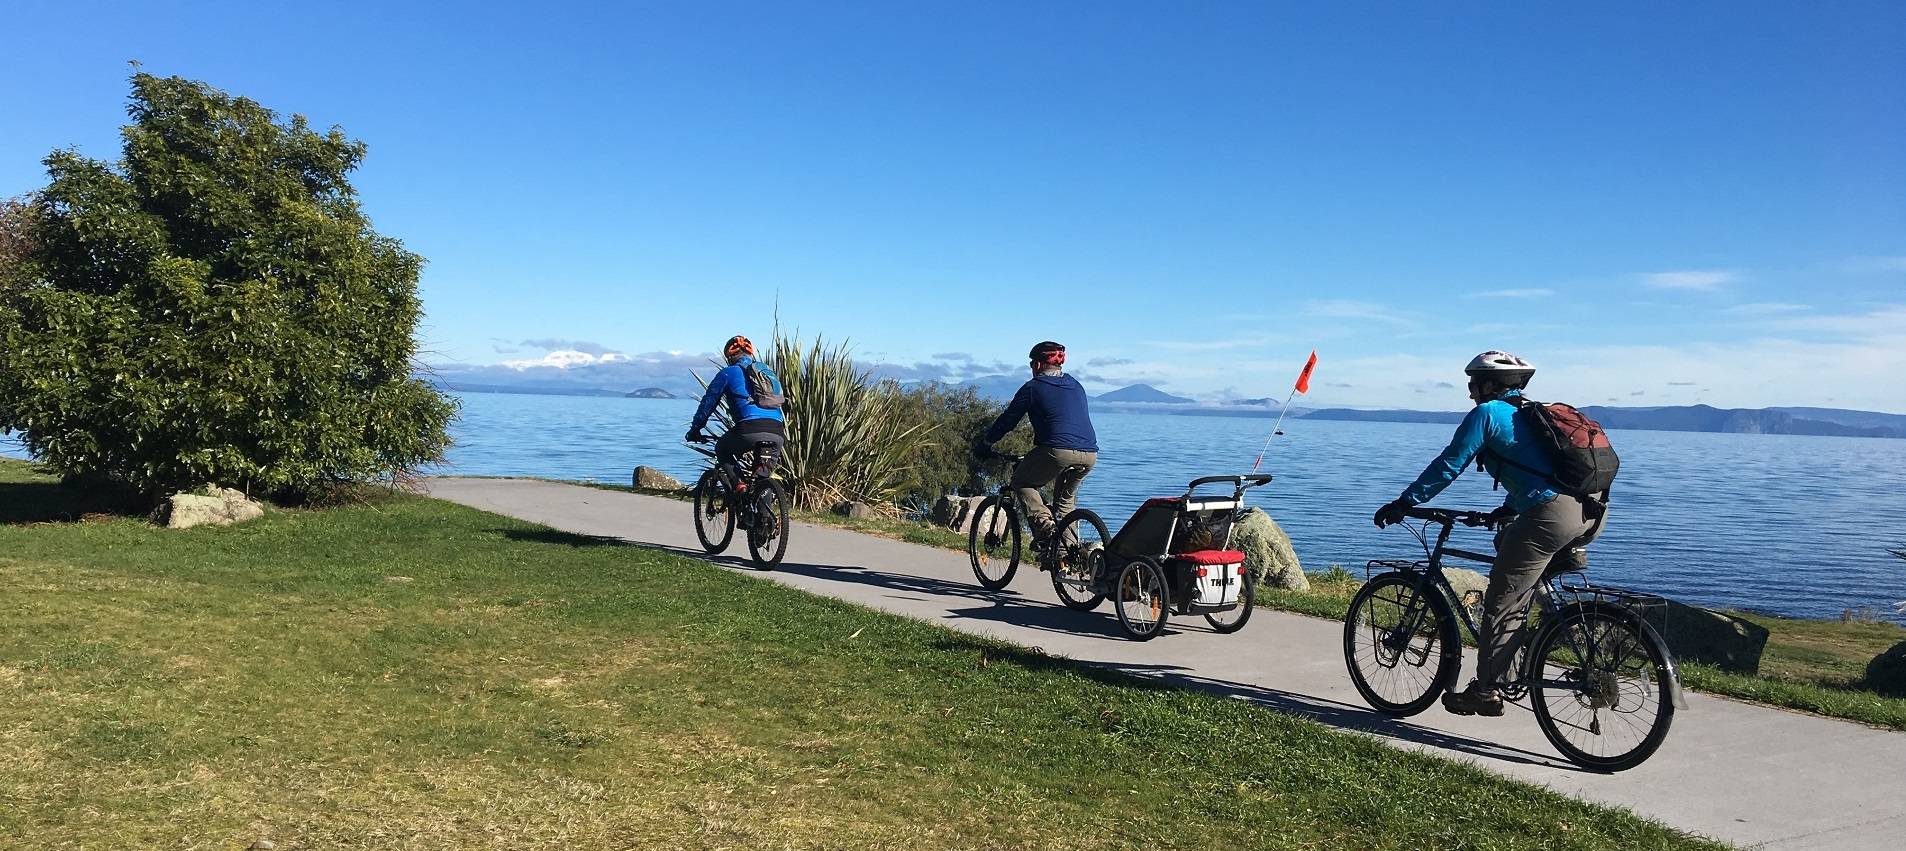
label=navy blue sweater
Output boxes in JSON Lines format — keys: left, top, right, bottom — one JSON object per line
{"left": 984, "top": 373, "right": 1098, "bottom": 452}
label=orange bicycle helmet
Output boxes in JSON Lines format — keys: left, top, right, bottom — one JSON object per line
{"left": 723, "top": 335, "right": 755, "bottom": 363}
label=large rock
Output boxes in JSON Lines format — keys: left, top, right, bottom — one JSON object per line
{"left": 162, "top": 486, "right": 264, "bottom": 530}
{"left": 1866, "top": 640, "right": 1906, "bottom": 697}
{"left": 930, "top": 495, "right": 961, "bottom": 526}
{"left": 958, "top": 499, "right": 1011, "bottom": 537}
{"left": 1230, "top": 508, "right": 1306, "bottom": 591}
{"left": 948, "top": 496, "right": 990, "bottom": 533}
{"left": 833, "top": 501, "right": 876, "bottom": 520}
{"left": 1651, "top": 601, "right": 1769, "bottom": 674}
{"left": 1444, "top": 567, "right": 1489, "bottom": 608}
{"left": 632, "top": 466, "right": 685, "bottom": 491}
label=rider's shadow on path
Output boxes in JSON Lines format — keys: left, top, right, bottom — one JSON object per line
{"left": 516, "top": 531, "right": 1586, "bottom": 773}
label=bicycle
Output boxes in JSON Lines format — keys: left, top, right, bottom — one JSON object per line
{"left": 965, "top": 453, "right": 1097, "bottom": 608}
{"left": 689, "top": 434, "right": 791, "bottom": 569}
{"left": 1342, "top": 506, "right": 1684, "bottom": 771}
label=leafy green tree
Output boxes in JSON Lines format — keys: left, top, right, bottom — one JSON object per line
{"left": 0, "top": 73, "right": 453, "bottom": 497}
{"left": 886, "top": 382, "right": 1029, "bottom": 508}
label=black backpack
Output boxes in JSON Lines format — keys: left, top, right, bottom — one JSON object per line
{"left": 1488, "top": 398, "right": 1619, "bottom": 504}
{"left": 742, "top": 362, "right": 785, "bottom": 410}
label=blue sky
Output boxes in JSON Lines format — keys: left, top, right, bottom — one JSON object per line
{"left": 4, "top": 1, "right": 1903, "bottom": 410}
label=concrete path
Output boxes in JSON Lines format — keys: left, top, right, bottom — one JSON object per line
{"left": 427, "top": 477, "right": 1906, "bottom": 850}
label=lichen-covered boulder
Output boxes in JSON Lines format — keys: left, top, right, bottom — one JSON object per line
{"left": 1230, "top": 508, "right": 1306, "bottom": 591}
{"left": 931, "top": 495, "right": 962, "bottom": 526}
{"left": 950, "top": 496, "right": 991, "bottom": 533}
{"left": 162, "top": 486, "right": 264, "bottom": 529}
{"left": 632, "top": 466, "right": 685, "bottom": 491}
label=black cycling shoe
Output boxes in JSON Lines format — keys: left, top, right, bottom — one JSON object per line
{"left": 1442, "top": 681, "right": 1506, "bottom": 717}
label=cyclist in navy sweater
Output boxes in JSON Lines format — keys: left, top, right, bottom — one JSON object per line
{"left": 975, "top": 341, "right": 1099, "bottom": 549}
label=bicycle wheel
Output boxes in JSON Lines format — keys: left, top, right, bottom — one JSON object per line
{"left": 1203, "top": 566, "right": 1256, "bottom": 634}
{"left": 967, "top": 495, "right": 1020, "bottom": 590}
{"left": 1114, "top": 557, "right": 1170, "bottom": 641}
{"left": 1050, "top": 508, "right": 1109, "bottom": 611}
{"left": 1343, "top": 572, "right": 1462, "bottom": 716}
{"left": 1528, "top": 603, "right": 1676, "bottom": 772}
{"left": 746, "top": 481, "right": 790, "bottom": 570}
{"left": 692, "top": 470, "right": 735, "bottom": 554}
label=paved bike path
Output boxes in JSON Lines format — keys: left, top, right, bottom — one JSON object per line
{"left": 427, "top": 477, "right": 1906, "bottom": 850}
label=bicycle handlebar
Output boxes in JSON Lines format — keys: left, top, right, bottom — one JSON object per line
{"left": 1404, "top": 506, "right": 1498, "bottom": 528}
{"left": 1186, "top": 474, "right": 1273, "bottom": 492}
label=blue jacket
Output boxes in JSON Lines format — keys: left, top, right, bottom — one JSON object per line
{"left": 1401, "top": 390, "right": 1559, "bottom": 512}
{"left": 693, "top": 356, "right": 786, "bottom": 431}
{"left": 984, "top": 372, "right": 1098, "bottom": 452}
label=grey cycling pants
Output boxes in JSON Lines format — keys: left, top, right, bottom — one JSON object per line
{"left": 1477, "top": 494, "right": 1606, "bottom": 686}
{"left": 1011, "top": 447, "right": 1096, "bottom": 540}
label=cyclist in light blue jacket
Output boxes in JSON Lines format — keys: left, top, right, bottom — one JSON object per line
{"left": 688, "top": 335, "right": 786, "bottom": 486}
{"left": 1373, "top": 351, "right": 1605, "bottom": 718}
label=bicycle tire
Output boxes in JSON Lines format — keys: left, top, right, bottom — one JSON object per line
{"left": 1528, "top": 602, "right": 1676, "bottom": 772}
{"left": 1343, "top": 571, "right": 1462, "bottom": 716}
{"left": 967, "top": 495, "right": 1020, "bottom": 590}
{"left": 1114, "top": 556, "right": 1170, "bottom": 641}
{"left": 1203, "top": 567, "right": 1256, "bottom": 634}
{"left": 1050, "top": 508, "right": 1109, "bottom": 611}
{"left": 692, "top": 470, "right": 735, "bottom": 554}
{"left": 746, "top": 481, "right": 790, "bottom": 570}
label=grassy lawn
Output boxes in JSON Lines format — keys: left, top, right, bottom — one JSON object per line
{"left": 0, "top": 460, "right": 1713, "bottom": 850}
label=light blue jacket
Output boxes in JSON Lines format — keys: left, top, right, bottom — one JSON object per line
{"left": 1401, "top": 390, "right": 1559, "bottom": 513}
{"left": 692, "top": 356, "right": 785, "bottom": 431}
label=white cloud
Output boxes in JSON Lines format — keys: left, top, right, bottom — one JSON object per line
{"left": 1724, "top": 302, "right": 1811, "bottom": 317}
{"left": 1466, "top": 288, "right": 1554, "bottom": 299}
{"left": 1302, "top": 300, "right": 1418, "bottom": 329}
{"left": 1642, "top": 270, "right": 1735, "bottom": 291}
{"left": 1843, "top": 256, "right": 1906, "bottom": 274}
{"left": 1139, "top": 336, "right": 1278, "bottom": 352}
{"left": 500, "top": 349, "right": 629, "bottom": 370}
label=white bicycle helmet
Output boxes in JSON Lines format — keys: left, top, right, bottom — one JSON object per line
{"left": 1463, "top": 350, "right": 1535, "bottom": 381}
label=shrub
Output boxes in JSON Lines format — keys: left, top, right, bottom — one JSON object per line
{"left": 885, "top": 382, "right": 1030, "bottom": 509}
{"left": 0, "top": 73, "right": 454, "bottom": 498}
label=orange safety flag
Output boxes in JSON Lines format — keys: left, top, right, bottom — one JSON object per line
{"left": 1293, "top": 350, "right": 1318, "bottom": 395}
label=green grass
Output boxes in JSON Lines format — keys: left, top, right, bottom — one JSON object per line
{"left": 0, "top": 459, "right": 1713, "bottom": 849}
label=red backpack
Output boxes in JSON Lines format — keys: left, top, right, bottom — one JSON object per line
{"left": 1494, "top": 398, "right": 1620, "bottom": 505}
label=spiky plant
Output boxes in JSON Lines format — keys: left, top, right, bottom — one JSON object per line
{"left": 765, "top": 333, "right": 936, "bottom": 510}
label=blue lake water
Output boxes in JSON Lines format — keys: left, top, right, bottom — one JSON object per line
{"left": 434, "top": 391, "right": 1906, "bottom": 623}
{"left": 10, "top": 389, "right": 1905, "bottom": 622}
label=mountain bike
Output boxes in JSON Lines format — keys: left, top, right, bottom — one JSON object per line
{"left": 1343, "top": 506, "right": 1684, "bottom": 771}
{"left": 966, "top": 454, "right": 1094, "bottom": 606}
{"left": 689, "top": 435, "right": 790, "bottom": 569}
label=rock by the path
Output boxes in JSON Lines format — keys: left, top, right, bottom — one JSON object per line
{"left": 833, "top": 501, "right": 876, "bottom": 520}
{"left": 1230, "top": 508, "right": 1307, "bottom": 591}
{"left": 952, "top": 496, "right": 1001, "bottom": 534}
{"left": 161, "top": 486, "right": 264, "bottom": 530}
{"left": 632, "top": 466, "right": 686, "bottom": 491}
{"left": 930, "top": 495, "right": 961, "bottom": 526}
{"left": 1444, "top": 567, "right": 1489, "bottom": 607}
{"left": 1866, "top": 640, "right": 1906, "bottom": 696}
{"left": 1654, "top": 601, "right": 1769, "bottom": 674}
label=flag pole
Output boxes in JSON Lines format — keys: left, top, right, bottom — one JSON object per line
{"left": 1250, "top": 387, "right": 1298, "bottom": 472}
{"left": 1251, "top": 349, "right": 1316, "bottom": 472}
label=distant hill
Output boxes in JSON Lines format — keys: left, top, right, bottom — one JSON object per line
{"left": 1291, "top": 404, "right": 1905, "bottom": 438}
{"left": 435, "top": 381, "right": 626, "bottom": 398}
{"left": 953, "top": 374, "right": 1028, "bottom": 403}
{"left": 1097, "top": 384, "right": 1196, "bottom": 404}
{"left": 625, "top": 387, "right": 677, "bottom": 399}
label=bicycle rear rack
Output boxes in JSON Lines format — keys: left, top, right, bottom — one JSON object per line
{"left": 1555, "top": 580, "right": 1688, "bottom": 710}
{"left": 1364, "top": 559, "right": 1426, "bottom": 579}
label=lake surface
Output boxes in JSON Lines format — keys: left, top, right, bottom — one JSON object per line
{"left": 435, "top": 391, "right": 1906, "bottom": 623}
{"left": 10, "top": 390, "right": 1905, "bottom": 622}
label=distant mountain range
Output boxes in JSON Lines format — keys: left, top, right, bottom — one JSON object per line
{"left": 430, "top": 374, "right": 1905, "bottom": 440}
{"left": 1267, "top": 403, "right": 1906, "bottom": 439}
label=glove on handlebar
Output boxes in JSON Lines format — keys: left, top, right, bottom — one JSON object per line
{"left": 1373, "top": 498, "right": 1412, "bottom": 528}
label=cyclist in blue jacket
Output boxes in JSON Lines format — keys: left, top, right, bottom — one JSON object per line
{"left": 975, "top": 341, "right": 1099, "bottom": 553}
{"left": 1373, "top": 351, "right": 1605, "bottom": 718}
{"left": 688, "top": 335, "right": 786, "bottom": 487}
